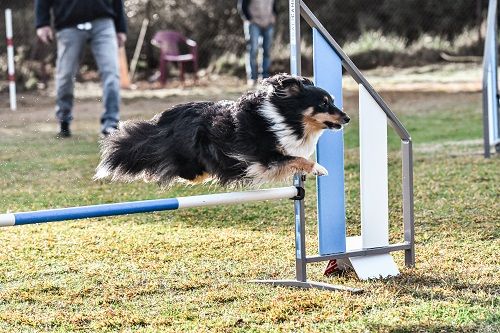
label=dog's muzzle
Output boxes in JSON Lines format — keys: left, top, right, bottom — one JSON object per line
{"left": 325, "top": 115, "right": 350, "bottom": 130}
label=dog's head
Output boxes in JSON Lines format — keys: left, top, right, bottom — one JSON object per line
{"left": 262, "top": 73, "right": 350, "bottom": 130}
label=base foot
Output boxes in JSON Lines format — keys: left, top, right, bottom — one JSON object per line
{"left": 249, "top": 279, "right": 363, "bottom": 293}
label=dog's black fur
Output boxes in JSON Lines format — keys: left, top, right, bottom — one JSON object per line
{"left": 95, "top": 74, "right": 350, "bottom": 187}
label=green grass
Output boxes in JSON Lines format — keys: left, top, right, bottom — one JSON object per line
{"left": 343, "top": 91, "right": 482, "bottom": 150}
{"left": 0, "top": 90, "right": 498, "bottom": 332}
{"left": 344, "top": 108, "right": 483, "bottom": 150}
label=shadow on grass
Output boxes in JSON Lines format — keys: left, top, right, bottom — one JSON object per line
{"left": 382, "top": 323, "right": 497, "bottom": 333}
{"left": 378, "top": 272, "right": 500, "bottom": 307}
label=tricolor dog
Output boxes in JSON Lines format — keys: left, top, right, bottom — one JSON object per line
{"left": 95, "top": 74, "right": 349, "bottom": 187}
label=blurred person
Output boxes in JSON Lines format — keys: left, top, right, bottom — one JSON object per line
{"left": 238, "top": 0, "right": 277, "bottom": 87}
{"left": 35, "top": 0, "right": 127, "bottom": 138}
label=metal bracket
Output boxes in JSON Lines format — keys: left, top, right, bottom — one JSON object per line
{"left": 291, "top": 186, "right": 305, "bottom": 200}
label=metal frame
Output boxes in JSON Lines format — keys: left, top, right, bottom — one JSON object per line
{"left": 254, "top": 0, "right": 415, "bottom": 293}
{"left": 483, "top": 0, "right": 500, "bottom": 158}
{"left": 254, "top": 0, "right": 356, "bottom": 292}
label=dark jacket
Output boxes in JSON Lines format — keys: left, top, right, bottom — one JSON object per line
{"left": 35, "top": 0, "right": 127, "bottom": 33}
{"left": 238, "top": 0, "right": 278, "bottom": 22}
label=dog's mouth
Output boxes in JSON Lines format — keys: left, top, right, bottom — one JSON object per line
{"left": 324, "top": 121, "right": 343, "bottom": 130}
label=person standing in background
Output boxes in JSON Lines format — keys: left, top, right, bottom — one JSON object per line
{"left": 35, "top": 0, "right": 127, "bottom": 138}
{"left": 238, "top": 0, "right": 277, "bottom": 87}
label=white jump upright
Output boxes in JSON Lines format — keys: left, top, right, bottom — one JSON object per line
{"left": 347, "top": 85, "right": 399, "bottom": 279}
{"left": 5, "top": 8, "right": 16, "bottom": 111}
{"left": 482, "top": 0, "right": 500, "bottom": 157}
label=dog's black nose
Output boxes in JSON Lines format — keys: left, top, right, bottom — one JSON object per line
{"left": 343, "top": 116, "right": 350, "bottom": 124}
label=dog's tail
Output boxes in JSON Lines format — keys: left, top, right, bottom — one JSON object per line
{"left": 94, "top": 120, "right": 173, "bottom": 184}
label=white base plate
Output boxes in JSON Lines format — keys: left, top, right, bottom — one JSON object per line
{"left": 338, "top": 236, "right": 400, "bottom": 280}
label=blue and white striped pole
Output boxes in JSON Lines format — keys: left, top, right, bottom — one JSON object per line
{"left": 0, "top": 186, "right": 298, "bottom": 227}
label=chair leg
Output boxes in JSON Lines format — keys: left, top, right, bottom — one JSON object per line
{"left": 193, "top": 60, "right": 198, "bottom": 84}
{"left": 165, "top": 61, "right": 169, "bottom": 84}
{"left": 159, "top": 59, "right": 166, "bottom": 85}
{"left": 179, "top": 62, "right": 185, "bottom": 82}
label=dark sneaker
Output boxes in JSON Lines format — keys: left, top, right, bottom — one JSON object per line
{"left": 57, "top": 121, "right": 71, "bottom": 138}
{"left": 101, "top": 125, "right": 118, "bottom": 137}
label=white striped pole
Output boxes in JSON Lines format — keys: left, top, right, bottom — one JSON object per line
{"left": 129, "top": 18, "right": 149, "bottom": 81}
{"left": 5, "top": 9, "right": 16, "bottom": 111}
{"left": 0, "top": 186, "right": 298, "bottom": 227}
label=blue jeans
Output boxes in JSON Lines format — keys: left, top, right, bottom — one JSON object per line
{"left": 244, "top": 22, "right": 274, "bottom": 81}
{"left": 55, "top": 18, "right": 120, "bottom": 131}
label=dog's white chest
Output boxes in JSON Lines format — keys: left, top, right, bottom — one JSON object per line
{"left": 280, "top": 130, "right": 323, "bottom": 158}
{"left": 258, "top": 100, "right": 324, "bottom": 158}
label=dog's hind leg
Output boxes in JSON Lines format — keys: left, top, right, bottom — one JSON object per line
{"left": 186, "top": 172, "right": 212, "bottom": 184}
{"left": 174, "top": 160, "right": 212, "bottom": 184}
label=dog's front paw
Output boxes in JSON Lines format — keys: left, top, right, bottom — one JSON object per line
{"left": 311, "top": 163, "right": 328, "bottom": 176}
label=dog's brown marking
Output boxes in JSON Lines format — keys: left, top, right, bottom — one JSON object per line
{"left": 303, "top": 108, "right": 326, "bottom": 144}
{"left": 188, "top": 172, "right": 212, "bottom": 184}
{"left": 285, "top": 157, "right": 316, "bottom": 174}
{"left": 303, "top": 108, "right": 324, "bottom": 130}
{"left": 304, "top": 115, "right": 326, "bottom": 132}
{"left": 303, "top": 107, "right": 342, "bottom": 132}
{"left": 313, "top": 112, "right": 343, "bottom": 124}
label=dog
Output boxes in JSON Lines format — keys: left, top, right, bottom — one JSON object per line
{"left": 94, "top": 74, "right": 350, "bottom": 187}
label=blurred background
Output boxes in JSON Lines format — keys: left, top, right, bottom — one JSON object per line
{"left": 0, "top": 0, "right": 488, "bottom": 91}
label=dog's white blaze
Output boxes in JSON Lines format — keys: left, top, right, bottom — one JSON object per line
{"left": 258, "top": 100, "right": 322, "bottom": 158}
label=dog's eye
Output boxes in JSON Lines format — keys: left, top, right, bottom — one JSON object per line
{"left": 321, "top": 100, "right": 328, "bottom": 107}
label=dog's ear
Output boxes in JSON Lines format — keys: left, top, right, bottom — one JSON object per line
{"left": 300, "top": 77, "right": 314, "bottom": 86}
{"left": 264, "top": 73, "right": 312, "bottom": 97}
{"left": 280, "top": 76, "right": 303, "bottom": 96}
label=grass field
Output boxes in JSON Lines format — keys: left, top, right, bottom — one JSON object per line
{"left": 0, "top": 79, "right": 498, "bottom": 332}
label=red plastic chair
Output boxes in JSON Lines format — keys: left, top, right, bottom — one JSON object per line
{"left": 151, "top": 30, "right": 198, "bottom": 84}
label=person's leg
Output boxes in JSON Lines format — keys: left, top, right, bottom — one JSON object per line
{"left": 262, "top": 25, "right": 274, "bottom": 79}
{"left": 244, "top": 21, "right": 260, "bottom": 83}
{"left": 89, "top": 18, "right": 120, "bottom": 133}
{"left": 55, "top": 27, "right": 86, "bottom": 133}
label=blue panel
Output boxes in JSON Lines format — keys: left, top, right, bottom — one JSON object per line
{"left": 14, "top": 198, "right": 180, "bottom": 225}
{"left": 313, "top": 28, "right": 346, "bottom": 255}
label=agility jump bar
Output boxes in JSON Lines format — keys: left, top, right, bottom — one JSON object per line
{"left": 0, "top": 186, "right": 299, "bottom": 227}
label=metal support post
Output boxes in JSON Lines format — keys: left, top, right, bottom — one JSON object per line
{"left": 402, "top": 140, "right": 415, "bottom": 267}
